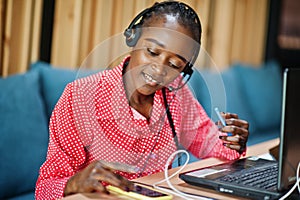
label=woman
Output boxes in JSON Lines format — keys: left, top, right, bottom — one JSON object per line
{"left": 35, "top": 1, "right": 249, "bottom": 199}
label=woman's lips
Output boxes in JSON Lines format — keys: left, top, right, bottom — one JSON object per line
{"left": 142, "top": 72, "right": 162, "bottom": 86}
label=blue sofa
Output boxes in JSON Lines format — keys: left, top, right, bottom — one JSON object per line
{"left": 0, "top": 61, "right": 282, "bottom": 199}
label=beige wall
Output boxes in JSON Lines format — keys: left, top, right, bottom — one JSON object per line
{"left": 0, "top": 0, "right": 270, "bottom": 76}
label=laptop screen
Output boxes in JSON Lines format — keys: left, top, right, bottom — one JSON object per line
{"left": 278, "top": 68, "right": 300, "bottom": 191}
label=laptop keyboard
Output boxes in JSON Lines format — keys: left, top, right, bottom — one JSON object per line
{"left": 218, "top": 163, "right": 278, "bottom": 190}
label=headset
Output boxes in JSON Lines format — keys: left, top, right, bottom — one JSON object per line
{"left": 123, "top": 1, "right": 202, "bottom": 89}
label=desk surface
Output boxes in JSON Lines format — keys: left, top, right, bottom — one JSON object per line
{"left": 62, "top": 138, "right": 279, "bottom": 200}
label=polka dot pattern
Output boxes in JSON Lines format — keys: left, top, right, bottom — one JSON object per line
{"left": 35, "top": 56, "right": 242, "bottom": 200}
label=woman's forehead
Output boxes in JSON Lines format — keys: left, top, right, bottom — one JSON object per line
{"left": 138, "top": 27, "right": 198, "bottom": 61}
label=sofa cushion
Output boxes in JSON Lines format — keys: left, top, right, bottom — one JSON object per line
{"left": 188, "top": 69, "right": 212, "bottom": 116}
{"left": 188, "top": 68, "right": 255, "bottom": 129}
{"left": 6, "top": 192, "right": 34, "bottom": 200}
{"left": 221, "top": 68, "right": 257, "bottom": 135}
{"left": 189, "top": 69, "right": 233, "bottom": 118}
{"left": 0, "top": 70, "right": 49, "bottom": 199}
{"left": 234, "top": 61, "right": 282, "bottom": 134}
{"left": 30, "top": 62, "right": 78, "bottom": 119}
{"left": 31, "top": 62, "right": 99, "bottom": 120}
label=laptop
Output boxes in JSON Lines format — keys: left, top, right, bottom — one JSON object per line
{"left": 179, "top": 68, "right": 300, "bottom": 200}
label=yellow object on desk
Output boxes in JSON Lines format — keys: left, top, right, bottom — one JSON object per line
{"left": 106, "top": 183, "right": 173, "bottom": 200}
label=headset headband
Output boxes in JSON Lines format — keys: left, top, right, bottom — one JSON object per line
{"left": 124, "top": 1, "right": 201, "bottom": 76}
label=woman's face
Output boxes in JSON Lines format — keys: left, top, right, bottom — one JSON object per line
{"left": 125, "top": 15, "right": 197, "bottom": 96}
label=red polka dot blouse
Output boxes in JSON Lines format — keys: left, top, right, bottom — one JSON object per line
{"left": 35, "top": 57, "right": 242, "bottom": 200}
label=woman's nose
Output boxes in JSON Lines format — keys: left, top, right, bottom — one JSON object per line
{"left": 151, "top": 63, "right": 167, "bottom": 76}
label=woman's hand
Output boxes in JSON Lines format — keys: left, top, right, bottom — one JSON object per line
{"left": 64, "top": 160, "right": 137, "bottom": 196}
{"left": 218, "top": 113, "right": 249, "bottom": 154}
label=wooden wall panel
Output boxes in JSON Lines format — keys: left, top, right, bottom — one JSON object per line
{"left": 17, "top": 0, "right": 32, "bottom": 73}
{"left": 0, "top": 0, "right": 271, "bottom": 76}
{"left": 134, "top": 0, "right": 154, "bottom": 14}
{"left": 193, "top": 0, "right": 212, "bottom": 68}
{"left": 78, "top": 0, "right": 102, "bottom": 67}
{"left": 242, "top": 0, "right": 269, "bottom": 65}
{"left": 7, "top": 0, "right": 32, "bottom": 74}
{"left": 1, "top": 0, "right": 42, "bottom": 77}
{"left": 210, "top": 0, "right": 236, "bottom": 69}
{"left": 0, "top": 0, "right": 3, "bottom": 75}
{"left": 30, "top": 0, "right": 43, "bottom": 63}
{"left": 2, "top": 0, "right": 12, "bottom": 76}
{"left": 208, "top": 0, "right": 269, "bottom": 68}
{"left": 80, "top": 0, "right": 115, "bottom": 68}
{"left": 51, "top": 0, "right": 83, "bottom": 68}
{"left": 230, "top": 0, "right": 247, "bottom": 64}
{"left": 194, "top": 0, "right": 211, "bottom": 48}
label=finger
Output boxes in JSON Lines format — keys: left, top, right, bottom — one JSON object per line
{"left": 224, "top": 142, "right": 246, "bottom": 154}
{"left": 221, "top": 125, "right": 248, "bottom": 138}
{"left": 222, "top": 112, "right": 238, "bottom": 119}
{"left": 219, "top": 134, "right": 248, "bottom": 146}
{"left": 215, "top": 120, "right": 222, "bottom": 126}
{"left": 91, "top": 166, "right": 134, "bottom": 191}
{"left": 225, "top": 118, "right": 249, "bottom": 129}
{"left": 223, "top": 143, "right": 241, "bottom": 151}
{"left": 221, "top": 134, "right": 241, "bottom": 143}
{"left": 115, "top": 173, "right": 135, "bottom": 191}
{"left": 94, "top": 174, "right": 133, "bottom": 192}
{"left": 91, "top": 167, "right": 121, "bottom": 185}
{"left": 84, "top": 179, "right": 108, "bottom": 194}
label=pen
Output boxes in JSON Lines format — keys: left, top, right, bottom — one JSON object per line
{"left": 214, "top": 107, "right": 233, "bottom": 136}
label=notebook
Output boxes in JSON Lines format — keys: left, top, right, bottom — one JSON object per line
{"left": 179, "top": 68, "right": 300, "bottom": 200}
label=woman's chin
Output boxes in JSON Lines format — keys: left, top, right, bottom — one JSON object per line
{"left": 137, "top": 85, "right": 161, "bottom": 96}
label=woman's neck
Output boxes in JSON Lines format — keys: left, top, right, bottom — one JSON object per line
{"left": 129, "top": 91, "right": 154, "bottom": 120}
{"left": 123, "top": 62, "right": 154, "bottom": 119}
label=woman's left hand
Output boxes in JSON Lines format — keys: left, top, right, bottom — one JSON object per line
{"left": 218, "top": 113, "right": 249, "bottom": 154}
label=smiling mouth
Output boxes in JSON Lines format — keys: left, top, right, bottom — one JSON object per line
{"left": 142, "top": 72, "right": 162, "bottom": 86}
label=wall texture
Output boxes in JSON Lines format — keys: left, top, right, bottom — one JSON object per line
{"left": 0, "top": 0, "right": 269, "bottom": 76}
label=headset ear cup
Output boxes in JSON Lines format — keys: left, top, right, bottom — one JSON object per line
{"left": 124, "top": 29, "right": 132, "bottom": 40}
{"left": 124, "top": 27, "right": 141, "bottom": 47}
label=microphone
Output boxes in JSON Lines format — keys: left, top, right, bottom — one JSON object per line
{"left": 167, "top": 83, "right": 186, "bottom": 92}
{"left": 168, "top": 86, "right": 175, "bottom": 92}
{"left": 167, "top": 73, "right": 192, "bottom": 92}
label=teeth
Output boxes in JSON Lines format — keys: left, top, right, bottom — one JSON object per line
{"left": 144, "top": 73, "right": 158, "bottom": 84}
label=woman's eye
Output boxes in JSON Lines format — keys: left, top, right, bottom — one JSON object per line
{"left": 169, "top": 62, "right": 182, "bottom": 69}
{"left": 147, "top": 48, "right": 159, "bottom": 56}
{"left": 170, "top": 63, "right": 179, "bottom": 69}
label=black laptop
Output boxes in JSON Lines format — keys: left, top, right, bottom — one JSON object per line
{"left": 179, "top": 68, "right": 300, "bottom": 200}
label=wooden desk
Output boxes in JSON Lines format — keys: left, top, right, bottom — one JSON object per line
{"left": 62, "top": 138, "right": 279, "bottom": 200}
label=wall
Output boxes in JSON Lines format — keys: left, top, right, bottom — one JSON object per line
{"left": 0, "top": 0, "right": 42, "bottom": 76}
{"left": 0, "top": 0, "right": 270, "bottom": 76}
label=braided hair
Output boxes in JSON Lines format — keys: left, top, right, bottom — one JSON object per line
{"left": 140, "top": 1, "right": 202, "bottom": 44}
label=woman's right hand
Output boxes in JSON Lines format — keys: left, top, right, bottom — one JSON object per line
{"left": 63, "top": 160, "right": 137, "bottom": 196}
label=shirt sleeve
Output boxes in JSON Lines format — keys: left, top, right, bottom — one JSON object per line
{"left": 35, "top": 83, "right": 87, "bottom": 200}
